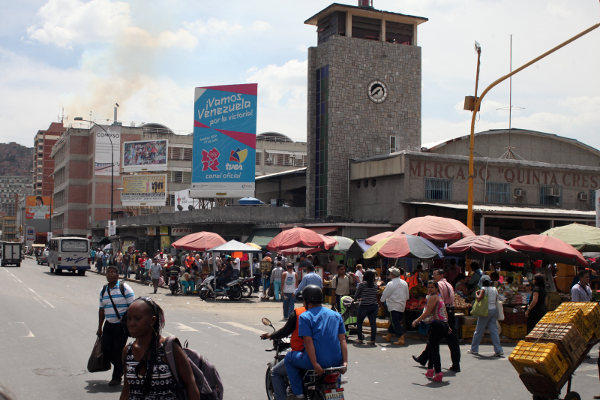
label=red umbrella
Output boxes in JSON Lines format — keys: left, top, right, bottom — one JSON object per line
{"left": 171, "top": 231, "right": 226, "bottom": 251}
{"left": 279, "top": 247, "right": 322, "bottom": 256}
{"left": 267, "top": 227, "right": 333, "bottom": 252}
{"left": 365, "top": 231, "right": 396, "bottom": 245}
{"left": 508, "top": 234, "right": 587, "bottom": 266}
{"left": 396, "top": 216, "right": 475, "bottom": 241}
{"left": 445, "top": 235, "right": 523, "bottom": 260}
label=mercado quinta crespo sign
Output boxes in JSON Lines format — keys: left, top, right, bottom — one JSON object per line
{"left": 409, "top": 160, "right": 600, "bottom": 189}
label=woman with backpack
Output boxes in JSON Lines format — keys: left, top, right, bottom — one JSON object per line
{"left": 121, "top": 297, "right": 200, "bottom": 400}
{"left": 354, "top": 269, "right": 379, "bottom": 345}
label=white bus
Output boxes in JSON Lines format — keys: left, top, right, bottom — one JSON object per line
{"left": 48, "top": 237, "right": 91, "bottom": 275}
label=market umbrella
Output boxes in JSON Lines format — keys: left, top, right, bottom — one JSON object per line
{"left": 348, "top": 239, "right": 371, "bottom": 259}
{"left": 330, "top": 236, "right": 355, "bottom": 252}
{"left": 279, "top": 247, "right": 322, "bottom": 256}
{"left": 541, "top": 223, "right": 600, "bottom": 252}
{"left": 171, "top": 231, "right": 226, "bottom": 251}
{"left": 267, "top": 227, "right": 334, "bottom": 252}
{"left": 508, "top": 234, "right": 587, "bottom": 266}
{"left": 102, "top": 243, "right": 111, "bottom": 251}
{"left": 208, "top": 240, "right": 262, "bottom": 253}
{"left": 396, "top": 215, "right": 475, "bottom": 241}
{"left": 365, "top": 231, "right": 396, "bottom": 245}
{"left": 445, "top": 234, "right": 524, "bottom": 260}
{"left": 363, "top": 234, "right": 443, "bottom": 259}
{"left": 245, "top": 242, "right": 262, "bottom": 250}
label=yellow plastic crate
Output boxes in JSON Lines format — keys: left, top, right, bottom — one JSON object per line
{"left": 461, "top": 324, "right": 476, "bottom": 339}
{"left": 539, "top": 309, "right": 593, "bottom": 342}
{"left": 554, "top": 302, "right": 600, "bottom": 340}
{"left": 500, "top": 323, "right": 527, "bottom": 340}
{"left": 509, "top": 341, "right": 569, "bottom": 383}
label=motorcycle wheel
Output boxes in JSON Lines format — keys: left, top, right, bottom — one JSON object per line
{"left": 265, "top": 366, "right": 275, "bottom": 400}
{"left": 170, "top": 286, "right": 176, "bottom": 295}
{"left": 199, "top": 289, "right": 210, "bottom": 300}
{"left": 228, "top": 286, "right": 242, "bottom": 301}
{"left": 241, "top": 284, "right": 253, "bottom": 298}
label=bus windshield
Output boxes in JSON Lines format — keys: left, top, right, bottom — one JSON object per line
{"left": 61, "top": 239, "right": 88, "bottom": 252}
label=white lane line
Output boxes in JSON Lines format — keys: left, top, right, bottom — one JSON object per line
{"left": 173, "top": 323, "right": 200, "bottom": 332}
{"left": 10, "top": 322, "right": 35, "bottom": 338}
{"left": 27, "top": 287, "right": 55, "bottom": 309}
{"left": 3, "top": 269, "right": 55, "bottom": 309}
{"left": 222, "top": 321, "right": 268, "bottom": 335}
{"left": 192, "top": 322, "right": 239, "bottom": 336}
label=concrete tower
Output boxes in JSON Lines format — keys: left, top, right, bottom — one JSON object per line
{"left": 305, "top": 2, "right": 427, "bottom": 220}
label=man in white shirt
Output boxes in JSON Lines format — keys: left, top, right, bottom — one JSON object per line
{"left": 380, "top": 267, "right": 409, "bottom": 345}
{"left": 571, "top": 270, "right": 593, "bottom": 302}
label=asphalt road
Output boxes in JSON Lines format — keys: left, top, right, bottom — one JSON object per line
{"left": 1, "top": 258, "right": 599, "bottom": 399}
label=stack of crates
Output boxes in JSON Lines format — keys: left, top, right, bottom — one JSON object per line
{"left": 539, "top": 308, "right": 593, "bottom": 342}
{"left": 553, "top": 302, "right": 600, "bottom": 340}
{"left": 500, "top": 306, "right": 527, "bottom": 340}
{"left": 508, "top": 341, "right": 569, "bottom": 383}
{"left": 525, "top": 323, "right": 587, "bottom": 364}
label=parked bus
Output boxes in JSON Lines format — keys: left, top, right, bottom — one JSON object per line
{"left": 48, "top": 237, "right": 91, "bottom": 275}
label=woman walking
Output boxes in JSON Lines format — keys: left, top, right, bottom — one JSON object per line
{"left": 120, "top": 297, "right": 199, "bottom": 400}
{"left": 355, "top": 269, "right": 379, "bottom": 345}
{"left": 525, "top": 273, "right": 546, "bottom": 333}
{"left": 412, "top": 280, "right": 450, "bottom": 382}
{"left": 469, "top": 275, "right": 503, "bottom": 357}
{"left": 281, "top": 263, "right": 298, "bottom": 319}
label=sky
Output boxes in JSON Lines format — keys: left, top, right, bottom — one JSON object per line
{"left": 1, "top": 0, "right": 599, "bottom": 151}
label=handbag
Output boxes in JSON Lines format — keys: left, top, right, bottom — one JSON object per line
{"left": 470, "top": 290, "right": 489, "bottom": 317}
{"left": 496, "top": 298, "right": 505, "bottom": 321}
{"left": 87, "top": 336, "right": 110, "bottom": 372}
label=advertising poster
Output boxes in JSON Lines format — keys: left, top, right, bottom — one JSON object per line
{"left": 174, "top": 189, "right": 198, "bottom": 211}
{"left": 123, "top": 139, "right": 168, "bottom": 172}
{"left": 190, "top": 83, "right": 257, "bottom": 198}
{"left": 94, "top": 125, "right": 121, "bottom": 176}
{"left": 121, "top": 174, "right": 167, "bottom": 206}
{"left": 25, "top": 195, "right": 52, "bottom": 219}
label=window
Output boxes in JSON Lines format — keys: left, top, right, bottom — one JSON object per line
{"left": 425, "top": 178, "right": 452, "bottom": 201}
{"left": 255, "top": 152, "right": 262, "bottom": 165}
{"left": 171, "top": 171, "right": 183, "bottom": 183}
{"left": 486, "top": 182, "right": 510, "bottom": 204}
{"left": 390, "top": 136, "right": 397, "bottom": 153}
{"left": 314, "top": 65, "right": 329, "bottom": 218}
{"left": 61, "top": 239, "right": 88, "bottom": 252}
{"left": 539, "top": 185, "right": 561, "bottom": 206}
{"left": 182, "top": 148, "right": 193, "bottom": 161}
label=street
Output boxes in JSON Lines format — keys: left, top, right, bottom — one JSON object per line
{"left": 1, "top": 258, "right": 599, "bottom": 399}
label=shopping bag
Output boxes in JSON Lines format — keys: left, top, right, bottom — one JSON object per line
{"left": 470, "top": 292, "right": 488, "bottom": 317}
{"left": 496, "top": 299, "right": 505, "bottom": 321}
{"left": 87, "top": 336, "right": 110, "bottom": 372}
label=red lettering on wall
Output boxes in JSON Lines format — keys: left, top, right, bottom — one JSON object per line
{"left": 504, "top": 169, "right": 515, "bottom": 183}
{"left": 409, "top": 161, "right": 421, "bottom": 177}
{"left": 434, "top": 163, "right": 443, "bottom": 178}
{"left": 456, "top": 167, "right": 466, "bottom": 180}
{"left": 444, "top": 165, "right": 454, "bottom": 179}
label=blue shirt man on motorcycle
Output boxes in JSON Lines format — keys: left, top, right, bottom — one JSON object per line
{"left": 284, "top": 285, "right": 348, "bottom": 399}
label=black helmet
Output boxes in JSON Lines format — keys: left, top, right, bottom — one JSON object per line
{"left": 302, "top": 285, "right": 323, "bottom": 304}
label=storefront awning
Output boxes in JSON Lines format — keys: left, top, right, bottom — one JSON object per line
{"left": 404, "top": 201, "right": 595, "bottom": 220}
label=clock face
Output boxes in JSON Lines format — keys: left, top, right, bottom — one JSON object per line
{"left": 367, "top": 80, "right": 387, "bottom": 103}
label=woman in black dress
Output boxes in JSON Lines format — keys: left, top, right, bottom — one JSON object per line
{"left": 525, "top": 273, "right": 546, "bottom": 333}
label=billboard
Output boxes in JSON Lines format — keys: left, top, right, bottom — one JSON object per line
{"left": 174, "top": 189, "right": 198, "bottom": 211}
{"left": 25, "top": 195, "right": 52, "bottom": 219}
{"left": 121, "top": 174, "right": 167, "bottom": 206}
{"left": 94, "top": 125, "right": 121, "bottom": 176}
{"left": 190, "top": 83, "right": 257, "bottom": 198}
{"left": 123, "top": 139, "right": 168, "bottom": 172}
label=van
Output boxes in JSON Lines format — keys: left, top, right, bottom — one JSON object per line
{"left": 48, "top": 237, "right": 90, "bottom": 275}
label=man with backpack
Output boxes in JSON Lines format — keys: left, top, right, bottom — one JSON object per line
{"left": 331, "top": 264, "right": 355, "bottom": 311}
{"left": 97, "top": 265, "right": 135, "bottom": 386}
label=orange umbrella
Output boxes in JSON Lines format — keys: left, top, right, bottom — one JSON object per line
{"left": 171, "top": 231, "right": 226, "bottom": 251}
{"left": 396, "top": 216, "right": 474, "bottom": 241}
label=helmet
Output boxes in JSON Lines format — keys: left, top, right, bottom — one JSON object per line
{"left": 302, "top": 285, "right": 323, "bottom": 304}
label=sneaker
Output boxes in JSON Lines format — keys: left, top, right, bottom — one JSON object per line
{"left": 432, "top": 372, "right": 443, "bottom": 382}
{"left": 449, "top": 365, "right": 461, "bottom": 372}
{"left": 425, "top": 369, "right": 434, "bottom": 379}
{"left": 494, "top": 352, "right": 504, "bottom": 358}
{"left": 108, "top": 378, "right": 121, "bottom": 386}
{"left": 467, "top": 350, "right": 479, "bottom": 355}
{"left": 412, "top": 355, "right": 426, "bottom": 366}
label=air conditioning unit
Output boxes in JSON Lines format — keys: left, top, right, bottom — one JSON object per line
{"left": 514, "top": 188, "right": 525, "bottom": 197}
{"left": 544, "top": 186, "right": 560, "bottom": 197}
{"left": 578, "top": 191, "right": 589, "bottom": 201}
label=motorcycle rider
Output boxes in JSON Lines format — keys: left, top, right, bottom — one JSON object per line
{"left": 261, "top": 304, "right": 307, "bottom": 400}
{"left": 284, "top": 285, "right": 348, "bottom": 399}
{"left": 216, "top": 258, "right": 234, "bottom": 288}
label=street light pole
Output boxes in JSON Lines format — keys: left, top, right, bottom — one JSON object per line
{"left": 466, "top": 22, "right": 600, "bottom": 230}
{"left": 74, "top": 117, "right": 115, "bottom": 222}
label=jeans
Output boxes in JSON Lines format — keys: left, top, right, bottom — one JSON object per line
{"left": 273, "top": 280, "right": 282, "bottom": 301}
{"left": 357, "top": 303, "right": 378, "bottom": 341}
{"left": 416, "top": 307, "right": 461, "bottom": 367}
{"left": 101, "top": 321, "right": 127, "bottom": 380}
{"left": 427, "top": 320, "right": 449, "bottom": 373}
{"left": 470, "top": 308, "right": 502, "bottom": 354}
{"left": 285, "top": 351, "right": 313, "bottom": 396}
{"left": 283, "top": 293, "right": 295, "bottom": 319}
{"left": 271, "top": 359, "right": 288, "bottom": 400}
{"left": 388, "top": 310, "right": 405, "bottom": 336}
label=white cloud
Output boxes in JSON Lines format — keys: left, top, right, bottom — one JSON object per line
{"left": 251, "top": 20, "right": 272, "bottom": 32}
{"left": 183, "top": 18, "right": 243, "bottom": 36}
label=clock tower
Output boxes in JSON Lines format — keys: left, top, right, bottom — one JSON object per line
{"left": 305, "top": 2, "right": 427, "bottom": 220}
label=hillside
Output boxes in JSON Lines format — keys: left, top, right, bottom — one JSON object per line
{"left": 0, "top": 142, "right": 33, "bottom": 176}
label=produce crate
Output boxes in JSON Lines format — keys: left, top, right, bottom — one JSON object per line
{"left": 539, "top": 309, "right": 593, "bottom": 342}
{"left": 554, "top": 302, "right": 600, "bottom": 340}
{"left": 500, "top": 323, "right": 527, "bottom": 340}
{"left": 461, "top": 316, "right": 478, "bottom": 326}
{"left": 502, "top": 307, "right": 527, "bottom": 325}
{"left": 461, "top": 324, "right": 476, "bottom": 339}
{"left": 525, "top": 323, "right": 587, "bottom": 364}
{"left": 509, "top": 341, "right": 569, "bottom": 383}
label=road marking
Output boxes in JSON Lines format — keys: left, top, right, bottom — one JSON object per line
{"left": 27, "top": 287, "right": 55, "bottom": 309}
{"left": 192, "top": 322, "right": 239, "bottom": 335}
{"left": 2, "top": 269, "right": 55, "bottom": 309}
{"left": 174, "top": 323, "right": 199, "bottom": 332}
{"left": 10, "top": 322, "right": 35, "bottom": 338}
{"left": 222, "top": 321, "right": 267, "bottom": 335}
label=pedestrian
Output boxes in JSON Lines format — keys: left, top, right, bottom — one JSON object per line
{"left": 120, "top": 297, "right": 199, "bottom": 400}
{"left": 525, "top": 273, "right": 547, "bottom": 333}
{"left": 469, "top": 275, "right": 503, "bottom": 357}
{"left": 144, "top": 255, "right": 153, "bottom": 284}
{"left": 271, "top": 261, "right": 284, "bottom": 301}
{"left": 380, "top": 267, "right": 409, "bottom": 345}
{"left": 149, "top": 257, "right": 162, "bottom": 294}
{"left": 354, "top": 264, "right": 364, "bottom": 286}
{"left": 411, "top": 280, "right": 450, "bottom": 383}
{"left": 97, "top": 265, "right": 135, "bottom": 386}
{"left": 571, "top": 270, "right": 592, "bottom": 302}
{"left": 282, "top": 263, "right": 299, "bottom": 319}
{"left": 354, "top": 269, "right": 379, "bottom": 345}
{"left": 295, "top": 263, "right": 323, "bottom": 296}
{"left": 260, "top": 255, "right": 272, "bottom": 300}
{"left": 122, "top": 250, "right": 131, "bottom": 279}
{"left": 331, "top": 264, "right": 353, "bottom": 311}
{"left": 116, "top": 251, "right": 123, "bottom": 275}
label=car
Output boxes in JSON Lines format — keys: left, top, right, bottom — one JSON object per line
{"left": 36, "top": 250, "right": 49, "bottom": 265}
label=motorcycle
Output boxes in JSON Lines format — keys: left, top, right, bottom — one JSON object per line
{"left": 239, "top": 276, "right": 254, "bottom": 298}
{"left": 261, "top": 317, "right": 346, "bottom": 400}
{"left": 198, "top": 275, "right": 242, "bottom": 301}
{"left": 169, "top": 273, "right": 181, "bottom": 295}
